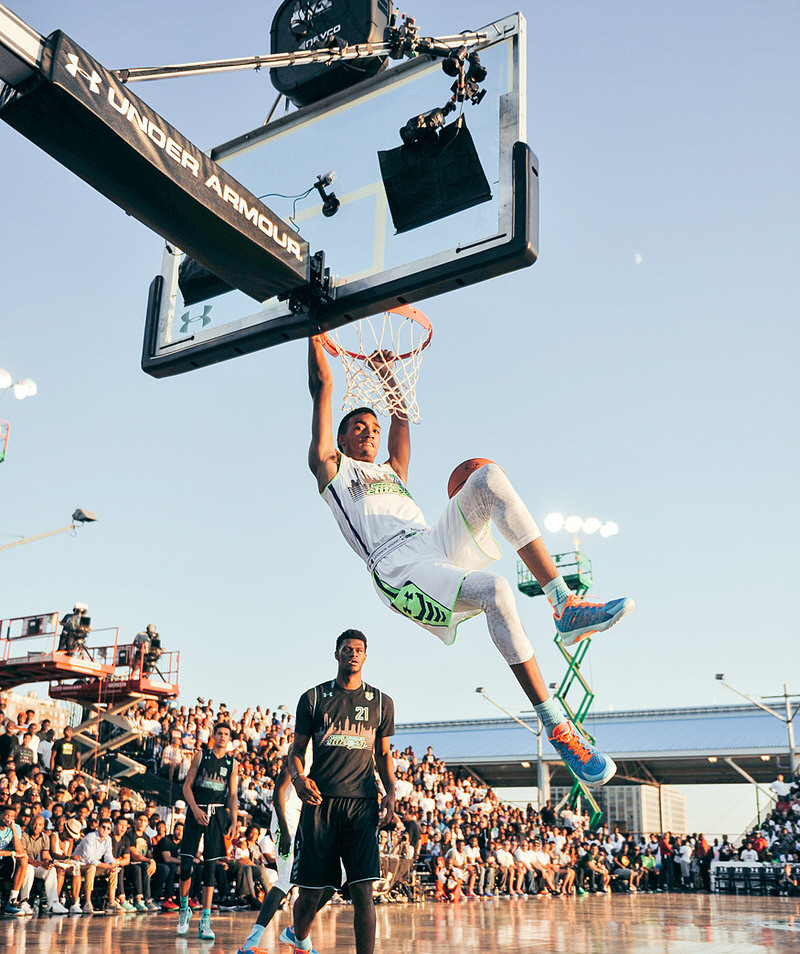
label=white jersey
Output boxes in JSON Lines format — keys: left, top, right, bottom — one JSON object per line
{"left": 322, "top": 455, "right": 427, "bottom": 562}
{"left": 322, "top": 453, "right": 500, "bottom": 645}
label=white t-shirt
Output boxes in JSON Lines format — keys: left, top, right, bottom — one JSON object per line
{"left": 38, "top": 739, "right": 53, "bottom": 767}
{"left": 495, "top": 848, "right": 513, "bottom": 868}
{"left": 464, "top": 844, "right": 481, "bottom": 865}
{"left": 531, "top": 848, "right": 551, "bottom": 869}
{"left": 395, "top": 778, "right": 414, "bottom": 800}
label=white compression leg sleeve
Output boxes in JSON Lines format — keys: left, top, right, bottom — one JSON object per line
{"left": 456, "top": 462, "right": 540, "bottom": 550}
{"left": 455, "top": 571, "right": 534, "bottom": 665}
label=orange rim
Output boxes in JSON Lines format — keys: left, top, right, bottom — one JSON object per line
{"left": 319, "top": 305, "right": 433, "bottom": 361}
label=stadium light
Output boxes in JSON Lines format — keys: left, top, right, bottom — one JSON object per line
{"left": 0, "top": 369, "right": 37, "bottom": 400}
{"left": 0, "top": 508, "right": 97, "bottom": 552}
{"left": 715, "top": 675, "right": 800, "bottom": 775}
{"left": 543, "top": 511, "right": 621, "bottom": 544}
{"left": 543, "top": 513, "right": 563, "bottom": 533}
{"left": 564, "top": 515, "right": 583, "bottom": 534}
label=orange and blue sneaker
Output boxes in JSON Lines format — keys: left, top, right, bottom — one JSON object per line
{"left": 280, "top": 925, "right": 320, "bottom": 954}
{"left": 554, "top": 595, "right": 634, "bottom": 648}
{"left": 548, "top": 720, "right": 616, "bottom": 786}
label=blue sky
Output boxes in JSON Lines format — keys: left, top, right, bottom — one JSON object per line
{"left": 2, "top": 0, "right": 798, "bottom": 782}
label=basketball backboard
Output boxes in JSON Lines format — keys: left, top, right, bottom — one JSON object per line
{"left": 142, "top": 11, "right": 537, "bottom": 377}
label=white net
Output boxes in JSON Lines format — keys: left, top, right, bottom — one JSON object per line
{"left": 321, "top": 306, "right": 432, "bottom": 424}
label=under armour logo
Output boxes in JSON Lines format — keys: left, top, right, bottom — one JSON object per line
{"left": 179, "top": 305, "right": 212, "bottom": 334}
{"left": 65, "top": 54, "right": 102, "bottom": 94}
{"left": 323, "top": 691, "right": 333, "bottom": 698}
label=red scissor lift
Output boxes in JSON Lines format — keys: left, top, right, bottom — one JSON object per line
{"left": 0, "top": 612, "right": 180, "bottom": 779}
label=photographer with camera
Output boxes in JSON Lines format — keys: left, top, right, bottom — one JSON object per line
{"left": 57, "top": 603, "right": 91, "bottom": 657}
{"left": 133, "top": 624, "right": 163, "bottom": 677}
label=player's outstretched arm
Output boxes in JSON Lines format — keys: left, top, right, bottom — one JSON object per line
{"left": 387, "top": 409, "right": 410, "bottom": 483}
{"left": 308, "top": 336, "right": 340, "bottom": 492}
{"left": 367, "top": 350, "right": 411, "bottom": 482}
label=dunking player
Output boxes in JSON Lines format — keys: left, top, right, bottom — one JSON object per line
{"left": 178, "top": 722, "right": 238, "bottom": 940}
{"left": 308, "top": 336, "right": 634, "bottom": 786}
{"left": 283, "top": 629, "right": 395, "bottom": 954}
{"left": 236, "top": 758, "right": 334, "bottom": 954}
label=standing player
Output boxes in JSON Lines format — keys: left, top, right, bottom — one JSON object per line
{"left": 284, "top": 629, "right": 395, "bottom": 954}
{"left": 236, "top": 758, "right": 334, "bottom": 954}
{"left": 308, "top": 336, "right": 634, "bottom": 786}
{"left": 177, "top": 722, "right": 238, "bottom": 940}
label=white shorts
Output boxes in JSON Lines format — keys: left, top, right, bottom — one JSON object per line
{"left": 270, "top": 807, "right": 299, "bottom": 895}
{"left": 371, "top": 494, "right": 501, "bottom": 645}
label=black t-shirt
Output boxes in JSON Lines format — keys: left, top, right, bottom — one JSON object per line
{"left": 153, "top": 833, "right": 180, "bottom": 864}
{"left": 403, "top": 818, "right": 421, "bottom": 854}
{"left": 131, "top": 829, "right": 152, "bottom": 861}
{"left": 295, "top": 680, "right": 394, "bottom": 799}
{"left": 111, "top": 831, "right": 134, "bottom": 860}
{"left": 0, "top": 732, "right": 19, "bottom": 766}
{"left": 15, "top": 745, "right": 35, "bottom": 771}
{"left": 51, "top": 737, "right": 79, "bottom": 770}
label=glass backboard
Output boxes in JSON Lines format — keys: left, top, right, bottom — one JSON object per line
{"left": 142, "top": 11, "right": 537, "bottom": 377}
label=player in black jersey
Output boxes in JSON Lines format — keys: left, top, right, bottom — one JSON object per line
{"left": 177, "top": 722, "right": 238, "bottom": 941}
{"left": 283, "top": 629, "right": 395, "bottom": 954}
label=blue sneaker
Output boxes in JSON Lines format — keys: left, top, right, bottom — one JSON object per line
{"left": 4, "top": 901, "right": 24, "bottom": 917}
{"left": 176, "top": 906, "right": 192, "bottom": 935}
{"left": 555, "top": 595, "right": 634, "bottom": 648}
{"left": 198, "top": 915, "right": 215, "bottom": 940}
{"left": 279, "top": 925, "right": 320, "bottom": 954}
{"left": 548, "top": 720, "right": 616, "bottom": 786}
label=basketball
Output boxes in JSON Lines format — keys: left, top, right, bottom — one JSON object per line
{"left": 447, "top": 458, "right": 497, "bottom": 498}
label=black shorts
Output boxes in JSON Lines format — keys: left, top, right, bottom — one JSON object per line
{"left": 291, "top": 796, "right": 379, "bottom": 889}
{"left": 180, "top": 804, "right": 230, "bottom": 862}
{"left": 0, "top": 856, "right": 17, "bottom": 880}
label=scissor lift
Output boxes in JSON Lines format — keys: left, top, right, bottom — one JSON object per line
{"left": 518, "top": 552, "right": 604, "bottom": 829}
{"left": 0, "top": 611, "right": 179, "bottom": 779}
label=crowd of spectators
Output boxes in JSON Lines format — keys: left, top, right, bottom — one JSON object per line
{"left": 124, "top": 697, "right": 292, "bottom": 820}
{"left": 378, "top": 747, "right": 800, "bottom": 900}
{"left": 1, "top": 691, "right": 799, "bottom": 918}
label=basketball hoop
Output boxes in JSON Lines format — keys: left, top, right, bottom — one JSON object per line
{"left": 320, "top": 305, "right": 432, "bottom": 424}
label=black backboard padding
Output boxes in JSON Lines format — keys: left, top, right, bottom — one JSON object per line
{"left": 0, "top": 31, "right": 309, "bottom": 302}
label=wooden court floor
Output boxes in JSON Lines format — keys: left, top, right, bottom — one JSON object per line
{"left": 2, "top": 894, "right": 799, "bottom": 954}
